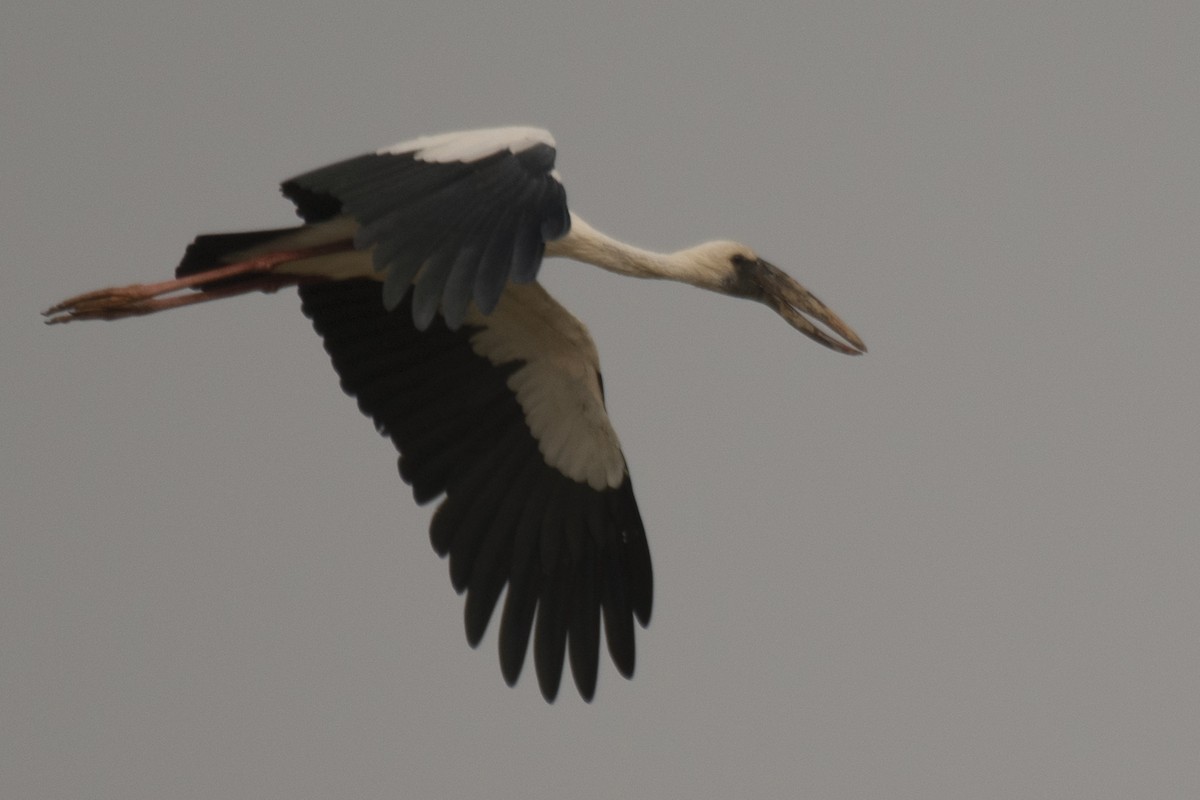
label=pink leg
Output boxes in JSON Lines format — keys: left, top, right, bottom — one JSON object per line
{"left": 43, "top": 240, "right": 354, "bottom": 324}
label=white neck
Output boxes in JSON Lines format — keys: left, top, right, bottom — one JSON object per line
{"left": 545, "top": 213, "right": 725, "bottom": 291}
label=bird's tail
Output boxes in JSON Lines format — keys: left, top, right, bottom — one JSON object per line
{"left": 174, "top": 216, "right": 364, "bottom": 290}
{"left": 176, "top": 226, "right": 305, "bottom": 280}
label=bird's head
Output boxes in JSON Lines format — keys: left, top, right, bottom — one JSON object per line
{"left": 685, "top": 241, "right": 867, "bottom": 356}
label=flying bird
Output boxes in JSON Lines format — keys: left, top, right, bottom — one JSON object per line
{"left": 45, "top": 126, "right": 866, "bottom": 702}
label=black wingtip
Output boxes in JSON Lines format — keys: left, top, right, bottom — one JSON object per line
{"left": 298, "top": 278, "right": 653, "bottom": 703}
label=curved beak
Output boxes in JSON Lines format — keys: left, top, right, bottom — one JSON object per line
{"left": 751, "top": 260, "right": 867, "bottom": 355}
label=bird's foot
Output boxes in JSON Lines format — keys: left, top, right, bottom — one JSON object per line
{"left": 44, "top": 283, "right": 178, "bottom": 323}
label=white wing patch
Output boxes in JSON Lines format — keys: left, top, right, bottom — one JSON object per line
{"left": 377, "top": 126, "right": 555, "bottom": 164}
{"left": 466, "top": 282, "right": 626, "bottom": 491}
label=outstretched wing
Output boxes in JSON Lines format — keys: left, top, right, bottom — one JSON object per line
{"left": 298, "top": 278, "right": 653, "bottom": 702}
{"left": 283, "top": 127, "right": 570, "bottom": 330}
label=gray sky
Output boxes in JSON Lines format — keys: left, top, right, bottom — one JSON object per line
{"left": 4, "top": 2, "right": 1199, "bottom": 798}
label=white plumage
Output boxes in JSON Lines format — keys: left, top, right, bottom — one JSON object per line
{"left": 467, "top": 283, "right": 623, "bottom": 491}
{"left": 383, "top": 125, "right": 554, "bottom": 163}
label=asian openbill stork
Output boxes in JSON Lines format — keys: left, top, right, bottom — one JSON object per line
{"left": 46, "top": 126, "right": 866, "bottom": 702}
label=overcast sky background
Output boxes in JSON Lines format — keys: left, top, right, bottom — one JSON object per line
{"left": 4, "top": 2, "right": 1199, "bottom": 798}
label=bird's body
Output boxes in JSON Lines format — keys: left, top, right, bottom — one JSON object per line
{"left": 46, "top": 126, "right": 865, "bottom": 702}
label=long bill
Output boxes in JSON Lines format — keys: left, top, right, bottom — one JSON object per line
{"left": 751, "top": 260, "right": 867, "bottom": 355}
